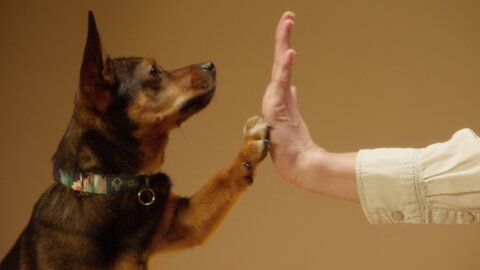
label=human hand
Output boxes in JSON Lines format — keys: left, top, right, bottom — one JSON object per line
{"left": 262, "top": 12, "right": 320, "bottom": 187}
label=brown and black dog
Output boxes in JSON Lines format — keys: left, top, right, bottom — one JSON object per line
{"left": 0, "top": 12, "right": 269, "bottom": 270}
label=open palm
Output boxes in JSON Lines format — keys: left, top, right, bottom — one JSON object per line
{"left": 262, "top": 12, "right": 319, "bottom": 186}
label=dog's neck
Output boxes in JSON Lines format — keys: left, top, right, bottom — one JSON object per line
{"left": 52, "top": 118, "right": 169, "bottom": 176}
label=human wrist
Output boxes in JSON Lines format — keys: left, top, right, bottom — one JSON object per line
{"left": 294, "top": 145, "right": 331, "bottom": 193}
{"left": 296, "top": 148, "right": 359, "bottom": 202}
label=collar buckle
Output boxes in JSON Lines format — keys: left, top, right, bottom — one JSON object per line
{"left": 137, "top": 177, "right": 156, "bottom": 206}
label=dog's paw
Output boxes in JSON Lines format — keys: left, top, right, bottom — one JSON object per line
{"left": 240, "top": 116, "right": 271, "bottom": 174}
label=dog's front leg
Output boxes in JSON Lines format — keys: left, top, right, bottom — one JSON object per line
{"left": 152, "top": 116, "right": 270, "bottom": 252}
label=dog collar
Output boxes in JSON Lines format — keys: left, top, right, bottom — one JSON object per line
{"left": 53, "top": 166, "right": 156, "bottom": 205}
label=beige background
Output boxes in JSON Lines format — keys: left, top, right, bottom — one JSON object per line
{"left": 1, "top": 0, "right": 480, "bottom": 269}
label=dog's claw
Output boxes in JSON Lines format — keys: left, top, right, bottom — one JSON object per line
{"left": 242, "top": 162, "right": 252, "bottom": 170}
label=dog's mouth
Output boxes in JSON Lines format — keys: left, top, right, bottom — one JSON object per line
{"left": 176, "top": 87, "right": 215, "bottom": 125}
{"left": 192, "top": 80, "right": 216, "bottom": 92}
{"left": 179, "top": 88, "right": 215, "bottom": 114}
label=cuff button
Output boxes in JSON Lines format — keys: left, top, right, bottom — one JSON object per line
{"left": 461, "top": 212, "right": 475, "bottom": 223}
{"left": 391, "top": 211, "right": 405, "bottom": 221}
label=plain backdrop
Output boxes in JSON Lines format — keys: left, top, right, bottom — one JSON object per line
{"left": 1, "top": 1, "right": 480, "bottom": 269}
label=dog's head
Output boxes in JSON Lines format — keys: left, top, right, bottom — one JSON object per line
{"left": 75, "top": 12, "right": 216, "bottom": 173}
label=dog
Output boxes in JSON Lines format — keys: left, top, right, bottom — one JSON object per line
{"left": 0, "top": 11, "right": 270, "bottom": 270}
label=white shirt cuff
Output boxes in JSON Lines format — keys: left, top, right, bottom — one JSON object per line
{"left": 356, "top": 128, "right": 480, "bottom": 224}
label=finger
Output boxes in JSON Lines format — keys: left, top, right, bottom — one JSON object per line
{"left": 273, "top": 13, "right": 295, "bottom": 81}
{"left": 273, "top": 19, "right": 294, "bottom": 77}
{"left": 274, "top": 13, "right": 295, "bottom": 67}
{"left": 271, "top": 48, "right": 296, "bottom": 86}
{"left": 275, "top": 12, "right": 295, "bottom": 44}
{"left": 275, "top": 11, "right": 295, "bottom": 43}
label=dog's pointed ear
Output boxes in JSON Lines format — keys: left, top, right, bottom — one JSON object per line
{"left": 80, "top": 11, "right": 114, "bottom": 111}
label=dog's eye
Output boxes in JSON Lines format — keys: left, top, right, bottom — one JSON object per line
{"left": 150, "top": 65, "right": 161, "bottom": 77}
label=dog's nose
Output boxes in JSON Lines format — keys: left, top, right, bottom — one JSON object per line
{"left": 201, "top": 62, "right": 215, "bottom": 72}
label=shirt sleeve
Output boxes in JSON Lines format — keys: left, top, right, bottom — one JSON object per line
{"left": 356, "top": 128, "right": 480, "bottom": 224}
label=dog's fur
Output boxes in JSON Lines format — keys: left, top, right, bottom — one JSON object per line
{"left": 0, "top": 12, "right": 269, "bottom": 270}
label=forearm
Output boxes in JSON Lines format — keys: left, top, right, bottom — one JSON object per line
{"left": 295, "top": 147, "right": 359, "bottom": 202}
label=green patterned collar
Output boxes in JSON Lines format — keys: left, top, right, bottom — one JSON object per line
{"left": 52, "top": 166, "right": 156, "bottom": 205}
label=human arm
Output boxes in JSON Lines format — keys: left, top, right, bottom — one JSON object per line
{"left": 263, "top": 12, "right": 480, "bottom": 224}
